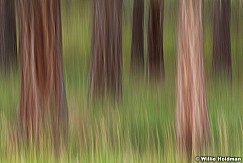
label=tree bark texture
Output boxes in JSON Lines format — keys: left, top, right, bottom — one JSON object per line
{"left": 176, "top": 0, "right": 210, "bottom": 158}
{"left": 147, "top": 0, "right": 164, "bottom": 81}
{"left": 212, "top": 0, "right": 232, "bottom": 79}
{"left": 130, "top": 0, "right": 144, "bottom": 75}
{"left": 18, "top": 0, "right": 68, "bottom": 145}
{"left": 89, "top": 0, "right": 122, "bottom": 102}
{"left": 0, "top": 0, "right": 17, "bottom": 72}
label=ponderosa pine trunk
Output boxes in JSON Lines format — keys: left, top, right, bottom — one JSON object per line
{"left": 147, "top": 0, "right": 164, "bottom": 81}
{"left": 212, "top": 0, "right": 232, "bottom": 79}
{"left": 89, "top": 0, "right": 122, "bottom": 102}
{"left": 130, "top": 0, "right": 144, "bottom": 75}
{"left": 0, "top": 0, "right": 17, "bottom": 72}
{"left": 18, "top": 0, "right": 68, "bottom": 146}
{"left": 176, "top": 0, "right": 210, "bottom": 159}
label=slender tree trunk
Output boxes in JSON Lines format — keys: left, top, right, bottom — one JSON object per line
{"left": 0, "top": 0, "right": 17, "bottom": 72}
{"left": 130, "top": 0, "right": 144, "bottom": 75}
{"left": 176, "top": 0, "right": 210, "bottom": 159}
{"left": 89, "top": 0, "right": 122, "bottom": 102}
{"left": 18, "top": 0, "right": 68, "bottom": 146}
{"left": 212, "top": 0, "right": 232, "bottom": 79}
{"left": 147, "top": 0, "right": 164, "bottom": 81}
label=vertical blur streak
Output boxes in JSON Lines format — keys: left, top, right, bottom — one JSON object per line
{"left": 89, "top": 0, "right": 122, "bottom": 102}
{"left": 212, "top": 0, "right": 231, "bottom": 80}
{"left": 17, "top": 0, "right": 68, "bottom": 148}
{"left": 147, "top": 0, "right": 164, "bottom": 82}
{"left": 176, "top": 0, "right": 210, "bottom": 159}
{"left": 0, "top": 0, "right": 17, "bottom": 72}
{"left": 130, "top": 0, "right": 144, "bottom": 75}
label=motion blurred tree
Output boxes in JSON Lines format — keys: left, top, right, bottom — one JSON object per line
{"left": 89, "top": 0, "right": 122, "bottom": 102}
{"left": 130, "top": 0, "right": 144, "bottom": 75}
{"left": 17, "top": 0, "right": 68, "bottom": 147}
{"left": 0, "top": 0, "right": 17, "bottom": 72}
{"left": 212, "top": 0, "right": 232, "bottom": 79}
{"left": 147, "top": 0, "right": 164, "bottom": 81}
{"left": 176, "top": 0, "right": 210, "bottom": 159}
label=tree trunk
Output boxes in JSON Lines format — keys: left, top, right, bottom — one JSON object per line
{"left": 89, "top": 0, "right": 122, "bottom": 102}
{"left": 147, "top": 0, "right": 164, "bottom": 81}
{"left": 0, "top": 0, "right": 17, "bottom": 72}
{"left": 176, "top": 0, "right": 210, "bottom": 159}
{"left": 212, "top": 0, "right": 232, "bottom": 79}
{"left": 130, "top": 0, "right": 144, "bottom": 75}
{"left": 18, "top": 0, "right": 68, "bottom": 146}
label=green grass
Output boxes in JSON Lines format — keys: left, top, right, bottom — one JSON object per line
{"left": 0, "top": 0, "right": 243, "bottom": 162}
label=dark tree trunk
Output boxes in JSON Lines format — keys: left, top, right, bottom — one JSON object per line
{"left": 0, "top": 0, "right": 17, "bottom": 72}
{"left": 130, "top": 0, "right": 144, "bottom": 75}
{"left": 212, "top": 0, "right": 232, "bottom": 79}
{"left": 147, "top": 0, "right": 164, "bottom": 81}
{"left": 176, "top": 0, "right": 210, "bottom": 159}
{"left": 18, "top": 0, "right": 68, "bottom": 146}
{"left": 89, "top": 0, "right": 122, "bottom": 102}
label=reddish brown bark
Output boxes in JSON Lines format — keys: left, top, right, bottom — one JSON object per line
{"left": 0, "top": 0, "right": 17, "bottom": 72}
{"left": 212, "top": 0, "right": 232, "bottom": 79}
{"left": 89, "top": 0, "right": 122, "bottom": 102}
{"left": 130, "top": 0, "right": 144, "bottom": 75}
{"left": 147, "top": 0, "right": 164, "bottom": 81}
{"left": 18, "top": 0, "right": 68, "bottom": 145}
{"left": 176, "top": 0, "right": 210, "bottom": 159}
